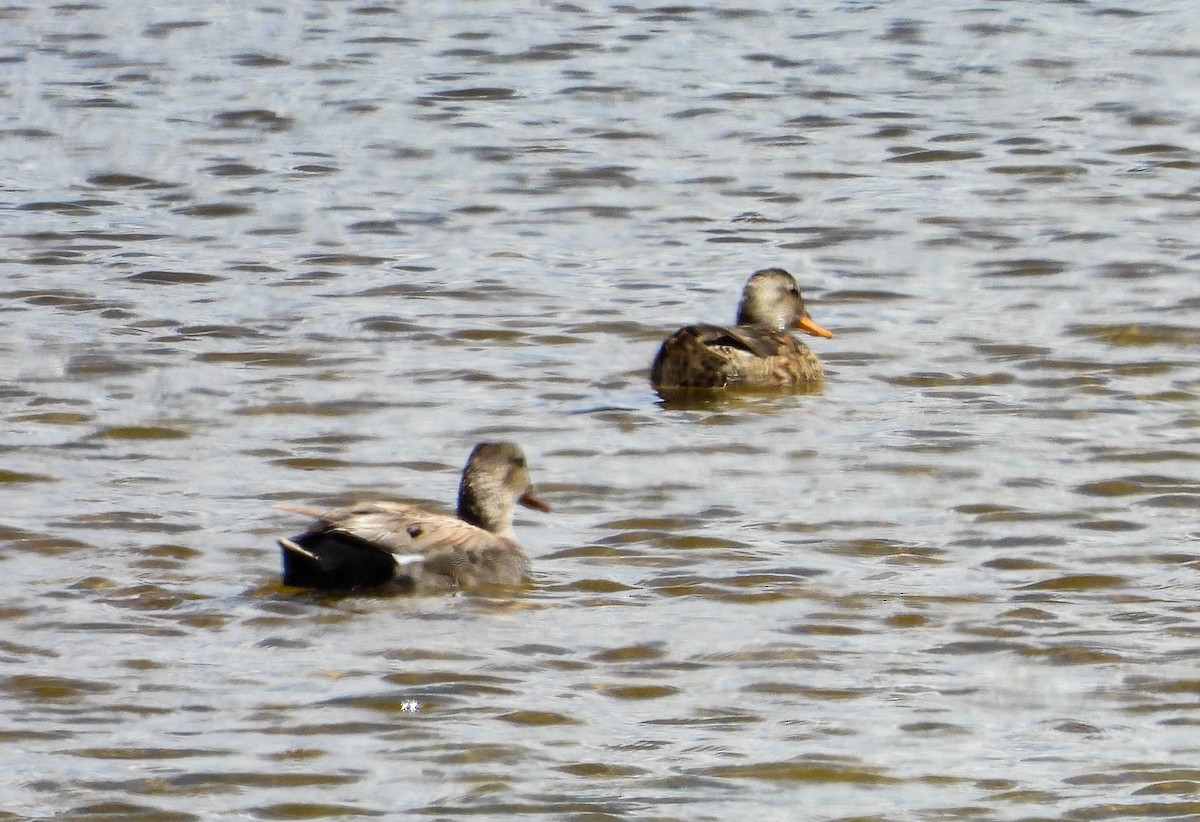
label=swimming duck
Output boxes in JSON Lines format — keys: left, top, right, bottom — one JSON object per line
{"left": 650, "top": 267, "right": 834, "bottom": 390}
{"left": 275, "top": 442, "right": 550, "bottom": 591}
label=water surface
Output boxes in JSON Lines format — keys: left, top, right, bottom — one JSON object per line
{"left": 2, "top": 2, "right": 1199, "bottom": 820}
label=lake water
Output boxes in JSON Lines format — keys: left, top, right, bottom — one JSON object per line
{"left": 2, "top": 1, "right": 1199, "bottom": 820}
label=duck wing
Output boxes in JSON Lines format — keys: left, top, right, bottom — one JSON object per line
{"left": 652, "top": 323, "right": 794, "bottom": 389}
{"left": 696, "top": 324, "right": 787, "bottom": 359}
{"left": 347, "top": 506, "right": 530, "bottom": 589}
{"left": 276, "top": 500, "right": 431, "bottom": 554}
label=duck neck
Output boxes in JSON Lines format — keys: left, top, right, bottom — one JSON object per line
{"left": 736, "top": 294, "right": 787, "bottom": 330}
{"left": 456, "top": 474, "right": 515, "bottom": 536}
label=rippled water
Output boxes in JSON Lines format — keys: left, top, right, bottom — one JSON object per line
{"left": 3, "top": 1, "right": 1200, "bottom": 819}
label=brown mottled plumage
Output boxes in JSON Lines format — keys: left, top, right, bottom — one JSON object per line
{"left": 275, "top": 442, "right": 550, "bottom": 592}
{"left": 650, "top": 268, "right": 833, "bottom": 391}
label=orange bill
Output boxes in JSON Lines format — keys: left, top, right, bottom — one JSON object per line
{"left": 520, "top": 490, "right": 552, "bottom": 512}
{"left": 793, "top": 313, "right": 834, "bottom": 338}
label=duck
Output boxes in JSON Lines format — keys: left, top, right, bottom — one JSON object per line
{"left": 650, "top": 267, "right": 834, "bottom": 391}
{"left": 275, "top": 442, "right": 550, "bottom": 592}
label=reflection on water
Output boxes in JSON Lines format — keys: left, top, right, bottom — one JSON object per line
{"left": 3, "top": 0, "right": 1200, "bottom": 819}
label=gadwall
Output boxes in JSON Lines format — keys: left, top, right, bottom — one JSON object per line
{"left": 650, "top": 267, "right": 833, "bottom": 390}
{"left": 275, "top": 442, "right": 550, "bottom": 591}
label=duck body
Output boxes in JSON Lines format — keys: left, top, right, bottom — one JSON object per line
{"left": 278, "top": 500, "right": 531, "bottom": 591}
{"left": 650, "top": 267, "right": 833, "bottom": 392}
{"left": 275, "top": 442, "right": 548, "bottom": 592}
{"left": 650, "top": 322, "right": 824, "bottom": 389}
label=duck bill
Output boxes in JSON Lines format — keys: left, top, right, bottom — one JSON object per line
{"left": 793, "top": 313, "right": 834, "bottom": 339}
{"left": 519, "top": 490, "right": 552, "bottom": 512}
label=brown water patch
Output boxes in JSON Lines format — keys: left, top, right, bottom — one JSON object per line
{"left": 1068, "top": 324, "right": 1200, "bottom": 346}
{"left": 97, "top": 584, "right": 205, "bottom": 612}
{"left": 596, "top": 684, "right": 678, "bottom": 700}
{"left": 0, "top": 468, "right": 55, "bottom": 483}
{"left": 1139, "top": 679, "right": 1200, "bottom": 695}
{"left": 17, "top": 200, "right": 100, "bottom": 215}
{"left": 930, "top": 640, "right": 1031, "bottom": 655}
{"left": 888, "top": 149, "right": 983, "bottom": 163}
{"left": 127, "top": 271, "right": 226, "bottom": 285}
{"left": 57, "top": 803, "right": 199, "bottom": 821}
{"left": 699, "top": 758, "right": 901, "bottom": 784}
{"left": 743, "top": 683, "right": 866, "bottom": 699}
{"left": 64, "top": 354, "right": 147, "bottom": 376}
{"left": 419, "top": 87, "right": 519, "bottom": 103}
{"left": 1020, "top": 574, "right": 1127, "bottom": 591}
{"left": 790, "top": 622, "right": 865, "bottom": 637}
{"left": 1076, "top": 475, "right": 1199, "bottom": 498}
{"left": 236, "top": 401, "right": 392, "bottom": 417}
{"left": 556, "top": 578, "right": 638, "bottom": 594}
{"left": 901, "top": 722, "right": 969, "bottom": 735}
{"left": 591, "top": 644, "right": 666, "bottom": 663}
{"left": 989, "top": 163, "right": 1086, "bottom": 178}
{"left": 0, "top": 525, "right": 91, "bottom": 554}
{"left": 55, "top": 511, "right": 195, "bottom": 534}
{"left": 356, "top": 316, "right": 423, "bottom": 333}
{"left": 557, "top": 762, "right": 648, "bottom": 778}
{"left": 251, "top": 802, "right": 383, "bottom": 819}
{"left": 173, "top": 325, "right": 263, "bottom": 339}
{"left": 884, "top": 372, "right": 1013, "bottom": 389}
{"left": 86, "top": 173, "right": 177, "bottom": 189}
{"left": 1142, "top": 493, "right": 1200, "bottom": 508}
{"left": 984, "top": 557, "right": 1060, "bottom": 571}
{"left": 10, "top": 412, "right": 93, "bottom": 425}
{"left": 270, "top": 458, "right": 356, "bottom": 471}
{"left": 172, "top": 203, "right": 254, "bottom": 218}
{"left": 823, "top": 539, "right": 941, "bottom": 561}
{"left": 385, "top": 671, "right": 516, "bottom": 688}
{"left": 1075, "top": 518, "right": 1147, "bottom": 532}
{"left": 212, "top": 108, "right": 293, "bottom": 131}
{"left": 300, "top": 254, "right": 391, "bottom": 267}
{"left": 203, "top": 162, "right": 266, "bottom": 177}
{"left": 93, "top": 425, "right": 190, "bottom": 440}
{"left": 1088, "top": 449, "right": 1199, "bottom": 464}
{"left": 976, "top": 258, "right": 1069, "bottom": 277}
{"left": 66, "top": 747, "right": 228, "bottom": 760}
{"left": 194, "top": 352, "right": 317, "bottom": 367}
{"left": 499, "top": 711, "right": 579, "bottom": 726}
{"left": 4, "top": 674, "right": 117, "bottom": 701}
{"left": 959, "top": 506, "right": 1077, "bottom": 525}
{"left": 1020, "top": 646, "right": 1125, "bottom": 665}
{"left": 886, "top": 612, "right": 931, "bottom": 628}
{"left": 453, "top": 328, "right": 525, "bottom": 343}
